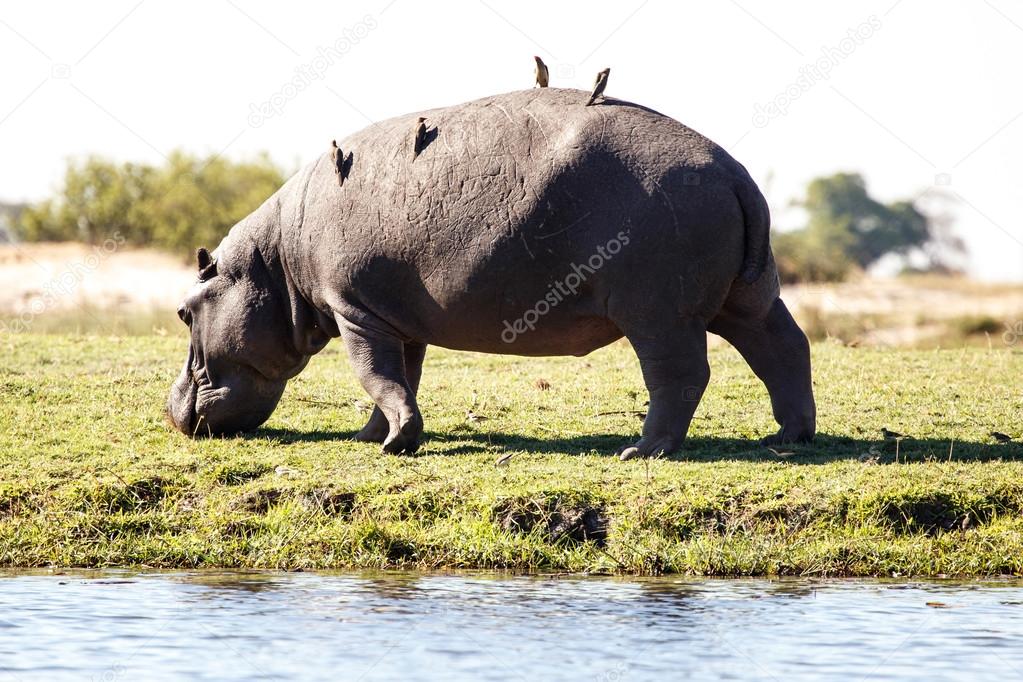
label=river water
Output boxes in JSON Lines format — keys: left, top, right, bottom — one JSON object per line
{"left": 0, "top": 571, "right": 1021, "bottom": 680}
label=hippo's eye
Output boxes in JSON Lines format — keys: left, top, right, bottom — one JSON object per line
{"left": 198, "top": 260, "right": 218, "bottom": 282}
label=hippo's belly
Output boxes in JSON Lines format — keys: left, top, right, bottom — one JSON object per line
{"left": 430, "top": 310, "right": 624, "bottom": 357}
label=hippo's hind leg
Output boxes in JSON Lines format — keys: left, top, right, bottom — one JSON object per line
{"left": 708, "top": 297, "right": 815, "bottom": 444}
{"left": 614, "top": 316, "right": 711, "bottom": 460}
{"left": 341, "top": 328, "right": 424, "bottom": 454}
{"left": 356, "top": 342, "right": 427, "bottom": 444}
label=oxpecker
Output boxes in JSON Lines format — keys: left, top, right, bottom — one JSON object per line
{"left": 331, "top": 140, "right": 344, "bottom": 186}
{"left": 534, "top": 55, "right": 549, "bottom": 87}
{"left": 585, "top": 68, "right": 610, "bottom": 106}
{"left": 412, "top": 117, "right": 427, "bottom": 160}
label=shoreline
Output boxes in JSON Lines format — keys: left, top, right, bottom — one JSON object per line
{"left": 2, "top": 334, "right": 1021, "bottom": 576}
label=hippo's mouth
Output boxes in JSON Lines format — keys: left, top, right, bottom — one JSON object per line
{"left": 168, "top": 343, "right": 207, "bottom": 436}
{"left": 169, "top": 343, "right": 239, "bottom": 437}
{"left": 168, "top": 341, "right": 286, "bottom": 438}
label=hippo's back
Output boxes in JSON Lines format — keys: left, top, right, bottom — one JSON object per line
{"left": 336, "top": 89, "right": 732, "bottom": 222}
{"left": 307, "top": 90, "right": 753, "bottom": 264}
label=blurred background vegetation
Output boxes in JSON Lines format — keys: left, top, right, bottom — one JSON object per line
{"left": 3, "top": 155, "right": 1016, "bottom": 349}
{"left": 772, "top": 172, "right": 963, "bottom": 283}
{"left": 2, "top": 155, "right": 963, "bottom": 281}
{"left": 4, "top": 152, "right": 285, "bottom": 257}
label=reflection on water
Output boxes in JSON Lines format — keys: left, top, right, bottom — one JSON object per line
{"left": 0, "top": 571, "right": 1021, "bottom": 680}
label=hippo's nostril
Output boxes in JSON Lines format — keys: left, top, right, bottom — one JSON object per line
{"left": 177, "top": 305, "right": 191, "bottom": 325}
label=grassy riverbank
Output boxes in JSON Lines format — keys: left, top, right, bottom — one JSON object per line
{"left": 2, "top": 333, "right": 1022, "bottom": 576}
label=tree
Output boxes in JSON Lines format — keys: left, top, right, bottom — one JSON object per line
{"left": 15, "top": 151, "right": 286, "bottom": 256}
{"left": 773, "top": 173, "right": 964, "bottom": 283}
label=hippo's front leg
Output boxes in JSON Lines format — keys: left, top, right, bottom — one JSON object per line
{"left": 356, "top": 342, "right": 427, "bottom": 444}
{"left": 340, "top": 327, "right": 424, "bottom": 454}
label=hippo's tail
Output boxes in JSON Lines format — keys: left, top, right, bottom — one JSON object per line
{"left": 734, "top": 176, "right": 771, "bottom": 285}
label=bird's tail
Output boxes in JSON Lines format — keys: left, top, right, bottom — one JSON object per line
{"left": 733, "top": 173, "right": 771, "bottom": 285}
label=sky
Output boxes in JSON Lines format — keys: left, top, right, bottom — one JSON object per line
{"left": 2, "top": 0, "right": 1022, "bottom": 279}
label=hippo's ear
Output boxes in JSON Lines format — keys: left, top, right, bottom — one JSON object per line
{"left": 196, "top": 247, "right": 217, "bottom": 281}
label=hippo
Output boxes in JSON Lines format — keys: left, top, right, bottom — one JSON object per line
{"left": 167, "top": 88, "right": 815, "bottom": 459}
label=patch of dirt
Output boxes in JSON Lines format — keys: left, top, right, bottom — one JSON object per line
{"left": 230, "top": 488, "right": 284, "bottom": 514}
{"left": 783, "top": 277, "right": 1023, "bottom": 318}
{"left": 91, "top": 476, "right": 176, "bottom": 513}
{"left": 877, "top": 493, "right": 992, "bottom": 536}
{"left": 0, "top": 487, "right": 33, "bottom": 517}
{"left": 222, "top": 518, "right": 265, "bottom": 538}
{"left": 781, "top": 277, "right": 1023, "bottom": 347}
{"left": 0, "top": 243, "right": 192, "bottom": 315}
{"left": 175, "top": 491, "right": 206, "bottom": 514}
{"left": 209, "top": 464, "right": 273, "bottom": 486}
{"left": 301, "top": 489, "right": 356, "bottom": 516}
{"left": 494, "top": 496, "right": 608, "bottom": 545}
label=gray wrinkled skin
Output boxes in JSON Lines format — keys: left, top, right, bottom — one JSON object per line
{"left": 167, "top": 89, "right": 816, "bottom": 457}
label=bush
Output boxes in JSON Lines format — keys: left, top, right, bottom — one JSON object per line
{"left": 773, "top": 230, "right": 857, "bottom": 284}
{"left": 15, "top": 151, "right": 286, "bottom": 256}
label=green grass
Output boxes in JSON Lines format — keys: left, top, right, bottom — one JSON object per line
{"left": 2, "top": 332, "right": 1023, "bottom": 576}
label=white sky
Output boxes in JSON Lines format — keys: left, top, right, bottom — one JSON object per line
{"left": 2, "top": 0, "right": 1022, "bottom": 279}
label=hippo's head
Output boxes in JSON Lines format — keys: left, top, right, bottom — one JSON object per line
{"left": 166, "top": 233, "right": 331, "bottom": 437}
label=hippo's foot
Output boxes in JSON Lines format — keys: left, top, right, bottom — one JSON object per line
{"left": 616, "top": 436, "right": 683, "bottom": 461}
{"left": 760, "top": 423, "right": 814, "bottom": 446}
{"left": 382, "top": 413, "right": 424, "bottom": 455}
{"left": 355, "top": 407, "right": 389, "bottom": 443}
